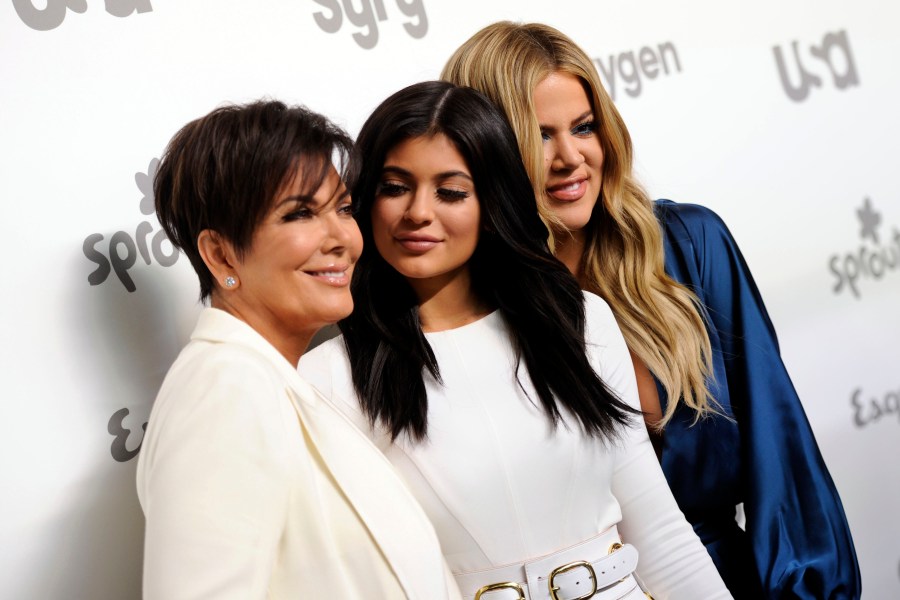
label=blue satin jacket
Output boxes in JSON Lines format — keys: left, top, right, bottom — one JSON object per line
{"left": 654, "top": 200, "right": 861, "bottom": 599}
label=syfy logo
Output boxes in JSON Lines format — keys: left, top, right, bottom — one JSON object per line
{"left": 851, "top": 385, "right": 899, "bottom": 429}
{"left": 13, "top": 0, "right": 151, "bottom": 31}
{"left": 312, "top": 0, "right": 427, "bottom": 50}
{"left": 828, "top": 197, "right": 900, "bottom": 298}
{"left": 773, "top": 29, "right": 859, "bottom": 102}
{"left": 593, "top": 42, "right": 682, "bottom": 102}
{"left": 82, "top": 158, "right": 179, "bottom": 293}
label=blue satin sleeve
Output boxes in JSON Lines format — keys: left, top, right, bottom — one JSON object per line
{"left": 654, "top": 199, "right": 861, "bottom": 599}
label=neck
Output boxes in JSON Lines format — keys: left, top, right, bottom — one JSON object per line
{"left": 211, "top": 294, "right": 312, "bottom": 367}
{"left": 408, "top": 268, "right": 491, "bottom": 333}
{"left": 553, "top": 228, "right": 588, "bottom": 287}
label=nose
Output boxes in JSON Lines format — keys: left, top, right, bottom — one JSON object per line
{"left": 404, "top": 189, "right": 434, "bottom": 224}
{"left": 549, "top": 136, "right": 584, "bottom": 172}
{"left": 321, "top": 211, "right": 356, "bottom": 255}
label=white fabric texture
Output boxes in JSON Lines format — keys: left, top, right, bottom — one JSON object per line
{"left": 299, "top": 293, "right": 731, "bottom": 599}
{"left": 137, "top": 307, "right": 460, "bottom": 600}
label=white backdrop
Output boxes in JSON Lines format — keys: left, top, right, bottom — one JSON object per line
{"left": 2, "top": 1, "right": 898, "bottom": 598}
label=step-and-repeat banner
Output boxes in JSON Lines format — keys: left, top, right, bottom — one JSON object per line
{"left": 2, "top": 1, "right": 897, "bottom": 597}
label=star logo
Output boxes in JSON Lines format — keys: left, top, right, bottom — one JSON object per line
{"left": 136, "top": 158, "right": 159, "bottom": 216}
{"left": 857, "top": 197, "right": 881, "bottom": 244}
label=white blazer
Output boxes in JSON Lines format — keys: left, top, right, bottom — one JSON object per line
{"left": 136, "top": 308, "right": 460, "bottom": 599}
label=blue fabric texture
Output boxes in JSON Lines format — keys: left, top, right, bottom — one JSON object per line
{"left": 653, "top": 200, "right": 861, "bottom": 599}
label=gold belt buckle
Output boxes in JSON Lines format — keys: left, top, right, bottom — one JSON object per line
{"left": 474, "top": 581, "right": 526, "bottom": 600}
{"left": 548, "top": 560, "right": 597, "bottom": 600}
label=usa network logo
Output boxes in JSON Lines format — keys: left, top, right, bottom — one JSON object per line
{"left": 828, "top": 197, "right": 900, "bottom": 298}
{"left": 773, "top": 29, "right": 859, "bottom": 102}
{"left": 82, "top": 158, "right": 179, "bottom": 293}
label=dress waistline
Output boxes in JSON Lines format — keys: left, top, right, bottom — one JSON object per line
{"left": 454, "top": 526, "right": 645, "bottom": 600}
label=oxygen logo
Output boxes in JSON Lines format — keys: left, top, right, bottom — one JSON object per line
{"left": 828, "top": 197, "right": 900, "bottom": 298}
{"left": 851, "top": 385, "right": 900, "bottom": 429}
{"left": 108, "top": 407, "right": 147, "bottom": 462}
{"left": 312, "top": 0, "right": 427, "bottom": 50}
{"left": 593, "top": 42, "right": 682, "bottom": 102}
{"left": 14, "top": 0, "right": 152, "bottom": 32}
{"left": 773, "top": 29, "right": 859, "bottom": 102}
{"left": 82, "top": 158, "right": 179, "bottom": 293}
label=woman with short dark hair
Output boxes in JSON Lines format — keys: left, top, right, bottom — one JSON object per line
{"left": 138, "top": 100, "right": 460, "bottom": 599}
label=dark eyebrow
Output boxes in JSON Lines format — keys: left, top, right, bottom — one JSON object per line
{"left": 276, "top": 184, "right": 350, "bottom": 210}
{"left": 382, "top": 165, "right": 473, "bottom": 182}
{"left": 275, "top": 194, "right": 315, "bottom": 209}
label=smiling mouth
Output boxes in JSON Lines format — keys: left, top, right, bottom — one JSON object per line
{"left": 304, "top": 268, "right": 351, "bottom": 285}
{"left": 546, "top": 179, "right": 587, "bottom": 203}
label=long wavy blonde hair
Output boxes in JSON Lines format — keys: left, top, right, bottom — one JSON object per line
{"left": 442, "top": 21, "right": 715, "bottom": 427}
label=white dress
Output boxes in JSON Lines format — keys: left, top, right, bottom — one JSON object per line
{"left": 299, "top": 293, "right": 731, "bottom": 599}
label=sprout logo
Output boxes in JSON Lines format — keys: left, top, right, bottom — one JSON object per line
{"left": 82, "top": 158, "right": 179, "bottom": 293}
{"left": 828, "top": 197, "right": 900, "bottom": 298}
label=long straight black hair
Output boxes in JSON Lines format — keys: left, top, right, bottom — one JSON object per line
{"left": 341, "top": 80, "right": 637, "bottom": 441}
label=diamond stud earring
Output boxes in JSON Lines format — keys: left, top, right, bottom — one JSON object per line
{"left": 224, "top": 276, "right": 237, "bottom": 288}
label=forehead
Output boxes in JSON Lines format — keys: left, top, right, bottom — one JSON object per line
{"left": 533, "top": 72, "right": 592, "bottom": 120}
{"left": 384, "top": 134, "right": 470, "bottom": 173}
{"left": 278, "top": 158, "right": 342, "bottom": 197}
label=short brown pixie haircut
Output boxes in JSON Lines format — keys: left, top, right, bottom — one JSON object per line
{"left": 154, "top": 100, "right": 353, "bottom": 301}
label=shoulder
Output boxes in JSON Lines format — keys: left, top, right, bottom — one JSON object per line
{"left": 166, "top": 340, "right": 284, "bottom": 400}
{"left": 139, "top": 339, "right": 298, "bottom": 487}
{"left": 581, "top": 291, "right": 618, "bottom": 336}
{"left": 581, "top": 291, "right": 629, "bottom": 360}
{"left": 653, "top": 199, "right": 728, "bottom": 237}
{"left": 654, "top": 199, "right": 733, "bottom": 242}
{"left": 149, "top": 339, "right": 294, "bottom": 447}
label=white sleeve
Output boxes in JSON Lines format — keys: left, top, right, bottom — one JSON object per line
{"left": 583, "top": 293, "right": 732, "bottom": 600}
{"left": 138, "top": 349, "right": 292, "bottom": 600}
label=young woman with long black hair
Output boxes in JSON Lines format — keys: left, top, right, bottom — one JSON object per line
{"left": 299, "top": 81, "right": 730, "bottom": 599}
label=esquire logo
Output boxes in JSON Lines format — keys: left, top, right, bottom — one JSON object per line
{"left": 851, "top": 384, "right": 899, "bottom": 429}
{"left": 82, "top": 158, "right": 179, "bottom": 293}
{"left": 312, "top": 0, "right": 427, "bottom": 50}
{"left": 828, "top": 197, "right": 900, "bottom": 298}
{"left": 13, "top": 0, "right": 151, "bottom": 31}
{"left": 773, "top": 29, "right": 859, "bottom": 102}
{"left": 592, "top": 41, "right": 682, "bottom": 102}
{"left": 108, "top": 407, "right": 146, "bottom": 462}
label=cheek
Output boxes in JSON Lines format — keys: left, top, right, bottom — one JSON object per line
{"left": 369, "top": 212, "right": 395, "bottom": 263}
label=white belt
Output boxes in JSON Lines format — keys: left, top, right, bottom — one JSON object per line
{"left": 455, "top": 527, "right": 645, "bottom": 600}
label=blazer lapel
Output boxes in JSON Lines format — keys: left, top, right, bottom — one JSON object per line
{"left": 287, "top": 377, "right": 450, "bottom": 600}
{"left": 192, "top": 309, "right": 450, "bottom": 599}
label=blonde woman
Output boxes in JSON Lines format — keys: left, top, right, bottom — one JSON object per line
{"left": 443, "top": 22, "right": 860, "bottom": 600}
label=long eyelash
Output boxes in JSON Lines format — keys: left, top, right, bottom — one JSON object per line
{"left": 283, "top": 208, "right": 312, "bottom": 221}
{"left": 437, "top": 188, "right": 469, "bottom": 201}
{"left": 574, "top": 120, "right": 598, "bottom": 134}
{"left": 377, "top": 181, "right": 407, "bottom": 196}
